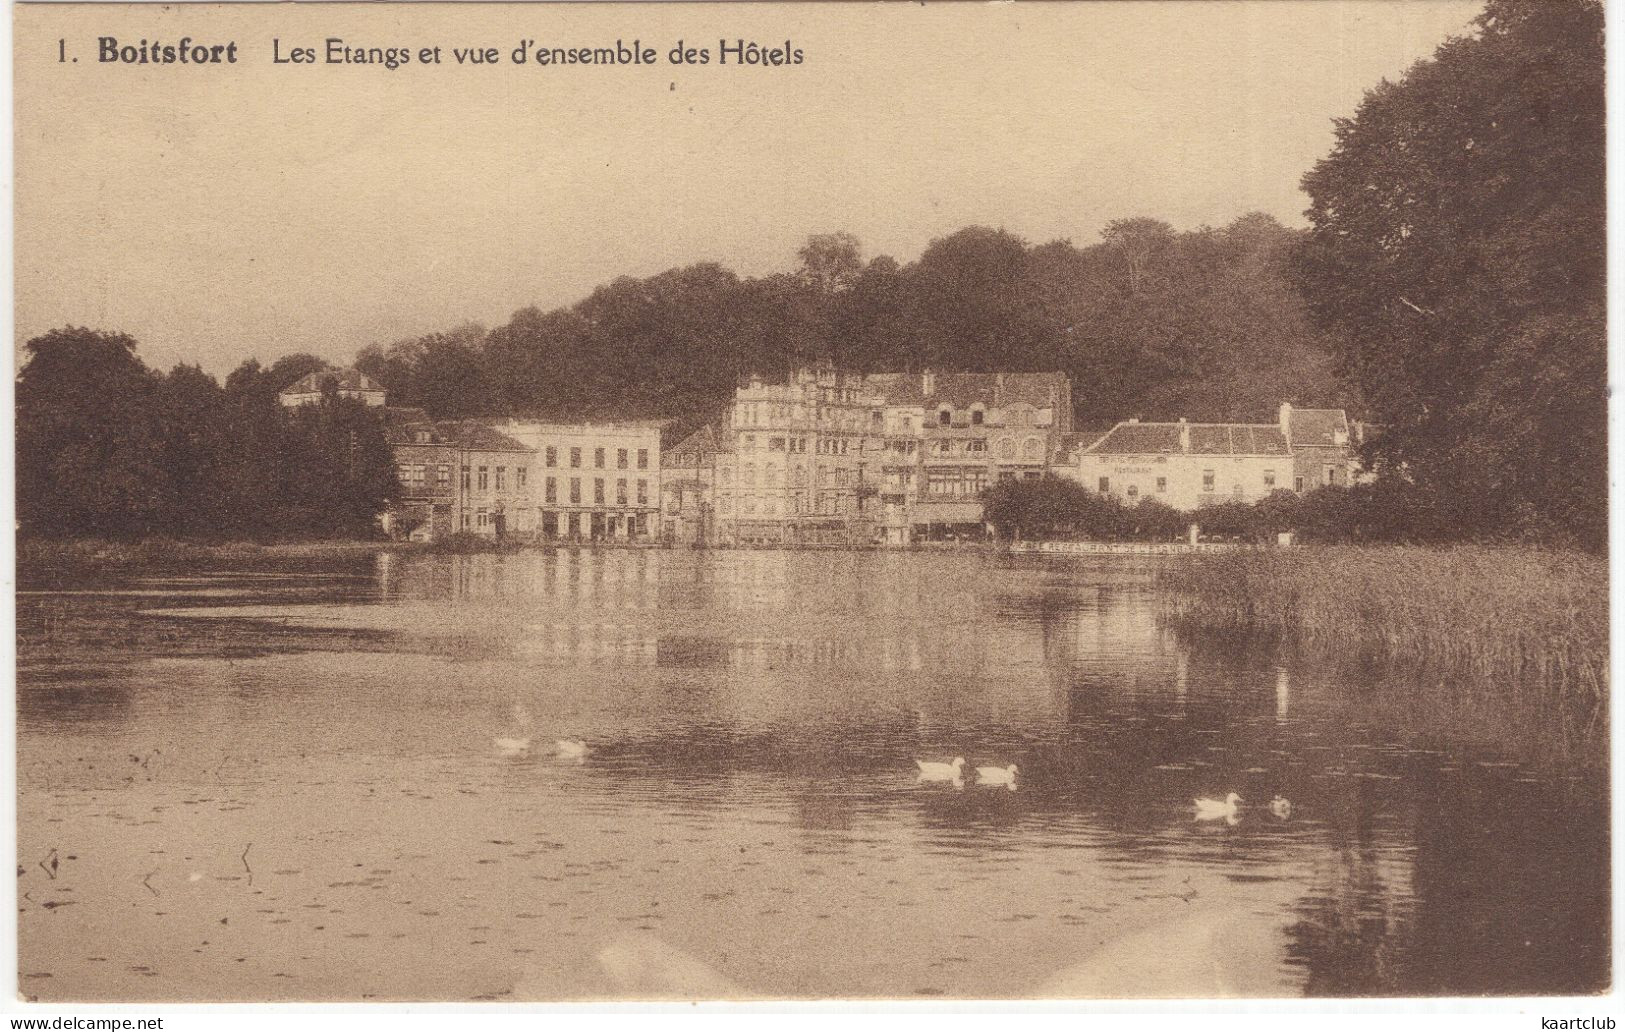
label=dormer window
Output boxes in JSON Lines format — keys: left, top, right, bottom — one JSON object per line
{"left": 938, "top": 409, "right": 952, "bottom": 426}
{"left": 971, "top": 410, "right": 984, "bottom": 426}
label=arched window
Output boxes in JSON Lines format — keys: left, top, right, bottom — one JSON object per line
{"left": 997, "top": 438, "right": 1016, "bottom": 459}
{"left": 1022, "top": 437, "right": 1041, "bottom": 460}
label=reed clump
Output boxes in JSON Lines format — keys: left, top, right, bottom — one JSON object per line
{"left": 1160, "top": 545, "right": 1608, "bottom": 703}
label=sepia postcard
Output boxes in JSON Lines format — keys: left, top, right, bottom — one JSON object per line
{"left": 9, "top": 0, "right": 1610, "bottom": 1011}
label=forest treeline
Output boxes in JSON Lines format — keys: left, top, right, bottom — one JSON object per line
{"left": 16, "top": 329, "right": 398, "bottom": 539}
{"left": 14, "top": 1, "right": 1602, "bottom": 549}
{"left": 352, "top": 212, "right": 1351, "bottom": 439}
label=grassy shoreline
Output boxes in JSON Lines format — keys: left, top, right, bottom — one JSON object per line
{"left": 1158, "top": 545, "right": 1609, "bottom": 705}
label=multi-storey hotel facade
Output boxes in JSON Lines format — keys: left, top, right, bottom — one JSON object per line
{"left": 696, "top": 367, "right": 1075, "bottom": 546}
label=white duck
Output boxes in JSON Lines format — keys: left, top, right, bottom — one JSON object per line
{"left": 976, "top": 764, "right": 1019, "bottom": 790}
{"left": 493, "top": 736, "right": 531, "bottom": 757}
{"left": 916, "top": 757, "right": 966, "bottom": 786}
{"left": 555, "top": 738, "right": 590, "bottom": 760}
{"left": 1194, "top": 792, "right": 1243, "bottom": 822}
{"left": 1269, "top": 796, "right": 1293, "bottom": 820}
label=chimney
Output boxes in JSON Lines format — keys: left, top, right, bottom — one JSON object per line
{"left": 1278, "top": 402, "right": 1293, "bottom": 432}
{"left": 922, "top": 369, "right": 935, "bottom": 397}
{"left": 1179, "top": 421, "right": 1191, "bottom": 454}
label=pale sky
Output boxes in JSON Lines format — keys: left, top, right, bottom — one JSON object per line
{"left": 16, "top": 1, "right": 1485, "bottom": 377}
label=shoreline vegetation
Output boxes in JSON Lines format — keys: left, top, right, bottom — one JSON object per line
{"left": 19, "top": 535, "right": 1607, "bottom": 759}
{"left": 1158, "top": 546, "right": 1609, "bottom": 742}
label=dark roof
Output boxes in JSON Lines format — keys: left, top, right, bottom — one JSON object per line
{"left": 1286, "top": 408, "right": 1350, "bottom": 448}
{"left": 384, "top": 422, "right": 446, "bottom": 447}
{"left": 1054, "top": 430, "right": 1110, "bottom": 463}
{"left": 434, "top": 420, "right": 533, "bottom": 453}
{"left": 384, "top": 406, "right": 430, "bottom": 425}
{"left": 280, "top": 369, "right": 384, "bottom": 395}
{"left": 1088, "top": 422, "right": 1290, "bottom": 456}
{"left": 863, "top": 371, "right": 1067, "bottom": 410}
{"left": 663, "top": 422, "right": 723, "bottom": 466}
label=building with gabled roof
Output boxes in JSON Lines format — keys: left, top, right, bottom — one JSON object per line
{"left": 278, "top": 368, "right": 388, "bottom": 408}
{"left": 1061, "top": 402, "right": 1360, "bottom": 512}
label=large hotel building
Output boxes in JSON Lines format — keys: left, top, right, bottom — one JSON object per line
{"left": 288, "top": 365, "right": 1359, "bottom": 545}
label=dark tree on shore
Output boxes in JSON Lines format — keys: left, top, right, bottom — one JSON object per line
{"left": 17, "top": 328, "right": 170, "bottom": 537}
{"left": 17, "top": 328, "right": 399, "bottom": 541}
{"left": 1294, "top": 0, "right": 1605, "bottom": 548}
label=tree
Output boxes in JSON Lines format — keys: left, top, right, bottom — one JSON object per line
{"left": 796, "top": 232, "right": 863, "bottom": 296}
{"left": 16, "top": 328, "right": 170, "bottom": 537}
{"left": 1294, "top": 0, "right": 1604, "bottom": 548}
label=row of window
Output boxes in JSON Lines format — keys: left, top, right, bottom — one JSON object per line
{"left": 459, "top": 510, "right": 651, "bottom": 536}
{"left": 1097, "top": 466, "right": 1336, "bottom": 497}
{"left": 542, "top": 446, "right": 651, "bottom": 471}
{"left": 715, "top": 492, "right": 857, "bottom": 517}
{"left": 398, "top": 464, "right": 531, "bottom": 494}
{"left": 540, "top": 477, "right": 651, "bottom": 506}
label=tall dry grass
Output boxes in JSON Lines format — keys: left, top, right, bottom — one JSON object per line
{"left": 1160, "top": 546, "right": 1609, "bottom": 704}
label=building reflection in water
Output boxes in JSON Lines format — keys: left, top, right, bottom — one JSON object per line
{"left": 352, "top": 548, "right": 1607, "bottom": 995}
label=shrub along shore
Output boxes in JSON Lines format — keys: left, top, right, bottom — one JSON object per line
{"left": 1158, "top": 545, "right": 1609, "bottom": 710}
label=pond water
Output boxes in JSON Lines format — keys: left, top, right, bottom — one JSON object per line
{"left": 16, "top": 550, "right": 1609, "bottom": 1000}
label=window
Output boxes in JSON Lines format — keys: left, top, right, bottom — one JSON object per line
{"left": 616, "top": 478, "right": 628, "bottom": 505}
{"left": 971, "top": 410, "right": 984, "bottom": 426}
{"left": 546, "top": 446, "right": 557, "bottom": 467}
{"left": 638, "top": 448, "right": 649, "bottom": 469}
{"left": 966, "top": 440, "right": 987, "bottom": 453}
{"left": 1022, "top": 438, "right": 1042, "bottom": 460}
{"left": 617, "top": 448, "right": 628, "bottom": 469}
{"left": 478, "top": 466, "right": 489, "bottom": 491}
{"left": 460, "top": 465, "right": 471, "bottom": 491}
{"left": 570, "top": 447, "right": 581, "bottom": 468}
{"left": 461, "top": 512, "right": 470, "bottom": 530}
{"left": 1156, "top": 476, "right": 1166, "bottom": 493}
{"left": 1264, "top": 470, "right": 1276, "bottom": 489}
{"left": 516, "top": 467, "right": 527, "bottom": 490}
{"left": 1127, "top": 485, "right": 1139, "bottom": 499}
{"left": 495, "top": 466, "right": 506, "bottom": 492}
{"left": 545, "top": 477, "right": 557, "bottom": 503}
{"left": 938, "top": 410, "right": 951, "bottom": 426}
{"left": 1294, "top": 475, "right": 1305, "bottom": 492}
{"left": 595, "top": 447, "right": 606, "bottom": 469}
{"left": 637, "top": 479, "right": 648, "bottom": 505}
{"left": 570, "top": 477, "right": 581, "bottom": 504}
{"left": 1202, "top": 470, "right": 1215, "bottom": 492}
{"left": 594, "top": 478, "right": 605, "bottom": 504}
{"left": 1098, "top": 476, "right": 1110, "bottom": 493}
{"left": 1233, "top": 483, "right": 1244, "bottom": 496}
{"left": 477, "top": 508, "right": 488, "bottom": 529}
{"left": 437, "top": 465, "right": 450, "bottom": 487}
{"left": 1324, "top": 464, "right": 1337, "bottom": 486}
{"left": 396, "top": 463, "right": 412, "bottom": 483}
{"left": 769, "top": 437, "right": 786, "bottom": 451}
{"left": 935, "top": 440, "right": 953, "bottom": 455}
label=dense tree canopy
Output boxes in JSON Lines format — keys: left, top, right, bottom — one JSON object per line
{"left": 18, "top": 328, "right": 399, "bottom": 540}
{"left": 1294, "top": 0, "right": 1604, "bottom": 547}
{"left": 354, "top": 213, "right": 1352, "bottom": 441}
